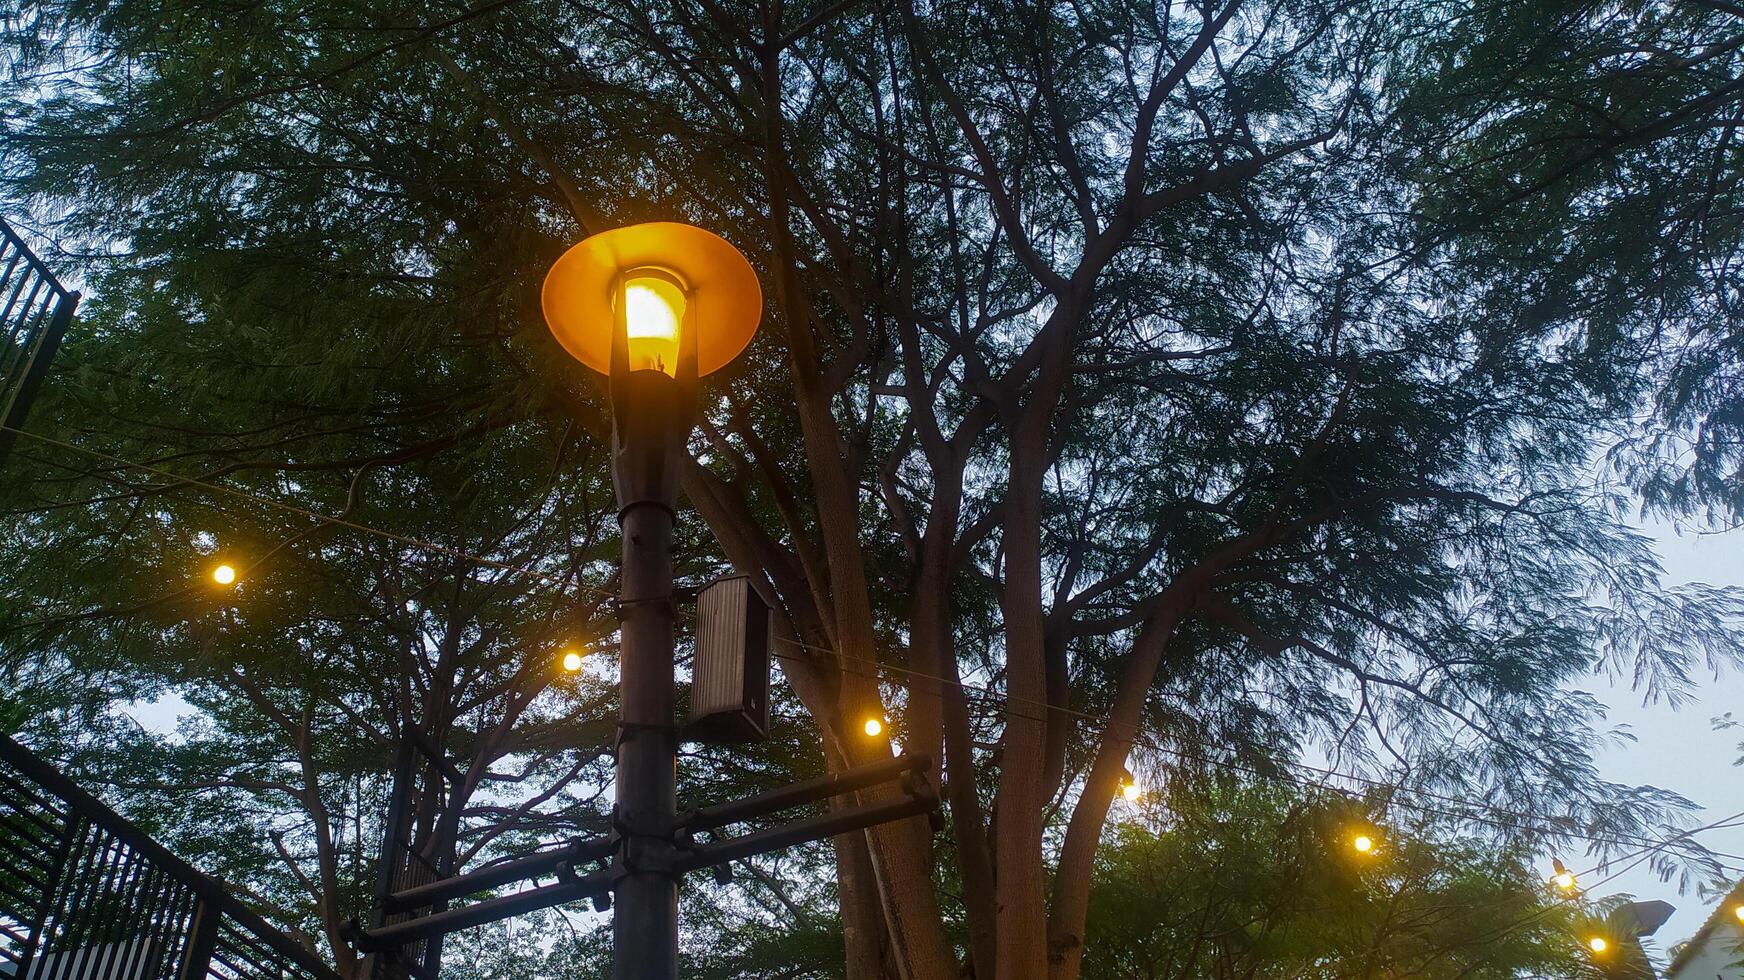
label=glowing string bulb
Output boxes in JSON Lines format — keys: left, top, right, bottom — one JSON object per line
{"left": 863, "top": 717, "right": 884, "bottom": 738}
{"left": 561, "top": 650, "right": 584, "bottom": 672}
{"left": 211, "top": 564, "right": 237, "bottom": 586}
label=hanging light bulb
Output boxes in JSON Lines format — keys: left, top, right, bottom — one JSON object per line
{"left": 1119, "top": 767, "right": 1142, "bottom": 802}
{"left": 862, "top": 716, "right": 884, "bottom": 738}
{"left": 561, "top": 650, "right": 584, "bottom": 672}
{"left": 211, "top": 563, "right": 237, "bottom": 586}
{"left": 1552, "top": 858, "right": 1576, "bottom": 891}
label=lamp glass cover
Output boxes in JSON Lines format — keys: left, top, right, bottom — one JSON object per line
{"left": 620, "top": 275, "right": 685, "bottom": 376}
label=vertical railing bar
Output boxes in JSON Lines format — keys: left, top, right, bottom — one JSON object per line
{"left": 148, "top": 869, "right": 190, "bottom": 980}
{"left": 110, "top": 849, "right": 154, "bottom": 980}
{"left": 57, "top": 826, "right": 117, "bottom": 969}
{"left": 0, "top": 289, "right": 54, "bottom": 402}
{"left": 0, "top": 284, "right": 46, "bottom": 359}
{"left": 138, "top": 868, "right": 178, "bottom": 980}
{"left": 27, "top": 816, "right": 93, "bottom": 980}
{"left": 61, "top": 830, "right": 125, "bottom": 979}
{"left": 80, "top": 831, "right": 135, "bottom": 974}
{"left": 0, "top": 262, "right": 34, "bottom": 330}
{"left": 159, "top": 883, "right": 200, "bottom": 980}
{"left": 0, "top": 246, "right": 21, "bottom": 296}
{"left": 114, "top": 864, "right": 159, "bottom": 980}
{"left": 0, "top": 274, "right": 43, "bottom": 351}
{"left": 11, "top": 801, "right": 74, "bottom": 980}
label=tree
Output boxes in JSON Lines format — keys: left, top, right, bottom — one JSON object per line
{"left": 1082, "top": 780, "right": 1602, "bottom": 980}
{"left": 3, "top": 0, "right": 1743, "bottom": 978}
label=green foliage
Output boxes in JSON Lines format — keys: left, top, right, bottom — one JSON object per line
{"left": 1, "top": 0, "right": 1743, "bottom": 976}
{"left": 1084, "top": 782, "right": 1599, "bottom": 979}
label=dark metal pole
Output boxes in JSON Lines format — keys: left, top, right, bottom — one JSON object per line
{"left": 607, "top": 367, "right": 688, "bottom": 980}
{"left": 614, "top": 495, "right": 678, "bottom": 979}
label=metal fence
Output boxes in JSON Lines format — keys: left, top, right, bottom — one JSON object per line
{"left": 0, "top": 734, "right": 344, "bottom": 980}
{"left": 0, "top": 216, "right": 78, "bottom": 463}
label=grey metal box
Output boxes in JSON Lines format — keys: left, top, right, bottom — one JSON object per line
{"left": 688, "top": 576, "right": 771, "bottom": 741}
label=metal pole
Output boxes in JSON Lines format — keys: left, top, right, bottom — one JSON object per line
{"left": 607, "top": 367, "right": 687, "bottom": 980}
{"left": 614, "top": 496, "right": 678, "bottom": 979}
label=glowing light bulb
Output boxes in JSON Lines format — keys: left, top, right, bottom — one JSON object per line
{"left": 863, "top": 717, "right": 884, "bottom": 738}
{"left": 621, "top": 275, "right": 684, "bottom": 376}
{"left": 1553, "top": 871, "right": 1576, "bottom": 891}
{"left": 1587, "top": 936, "right": 1608, "bottom": 954}
{"left": 1352, "top": 834, "right": 1374, "bottom": 854}
{"left": 561, "top": 650, "right": 583, "bottom": 672}
{"left": 211, "top": 563, "right": 237, "bottom": 586}
{"left": 1121, "top": 780, "right": 1142, "bottom": 802}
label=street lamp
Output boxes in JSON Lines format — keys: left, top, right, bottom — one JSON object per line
{"left": 1119, "top": 767, "right": 1142, "bottom": 802}
{"left": 543, "top": 221, "right": 760, "bottom": 980}
{"left": 1552, "top": 857, "right": 1577, "bottom": 892}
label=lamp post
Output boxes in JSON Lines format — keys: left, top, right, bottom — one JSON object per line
{"left": 542, "top": 222, "right": 761, "bottom": 980}
{"left": 352, "top": 221, "right": 937, "bottom": 976}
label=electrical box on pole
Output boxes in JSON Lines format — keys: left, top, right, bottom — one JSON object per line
{"left": 688, "top": 576, "right": 771, "bottom": 742}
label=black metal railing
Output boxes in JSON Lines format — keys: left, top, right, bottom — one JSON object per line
{"left": 0, "top": 734, "right": 344, "bottom": 980}
{"left": 0, "top": 216, "right": 78, "bottom": 464}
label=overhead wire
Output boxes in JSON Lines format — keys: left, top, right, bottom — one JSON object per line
{"left": 7, "top": 422, "right": 1744, "bottom": 873}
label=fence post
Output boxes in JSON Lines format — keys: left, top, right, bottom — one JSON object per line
{"left": 175, "top": 896, "right": 220, "bottom": 980}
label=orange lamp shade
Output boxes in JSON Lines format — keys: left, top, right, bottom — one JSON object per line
{"left": 542, "top": 222, "right": 762, "bottom": 377}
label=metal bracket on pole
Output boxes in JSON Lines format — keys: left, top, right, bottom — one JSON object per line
{"left": 350, "top": 753, "right": 941, "bottom": 952}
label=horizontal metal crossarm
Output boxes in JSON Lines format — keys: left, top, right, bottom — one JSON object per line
{"left": 682, "top": 752, "right": 931, "bottom": 833}
{"left": 679, "top": 791, "right": 937, "bottom": 871}
{"left": 357, "top": 789, "right": 938, "bottom": 949}
{"left": 358, "top": 869, "right": 615, "bottom": 950}
{"left": 355, "top": 753, "right": 941, "bottom": 950}
{"left": 383, "top": 835, "right": 615, "bottom": 913}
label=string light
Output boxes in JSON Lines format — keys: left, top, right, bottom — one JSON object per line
{"left": 211, "top": 563, "right": 237, "bottom": 586}
{"left": 13, "top": 425, "right": 1744, "bottom": 877}
{"left": 1119, "top": 767, "right": 1142, "bottom": 802}
{"left": 1551, "top": 858, "right": 1576, "bottom": 891}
